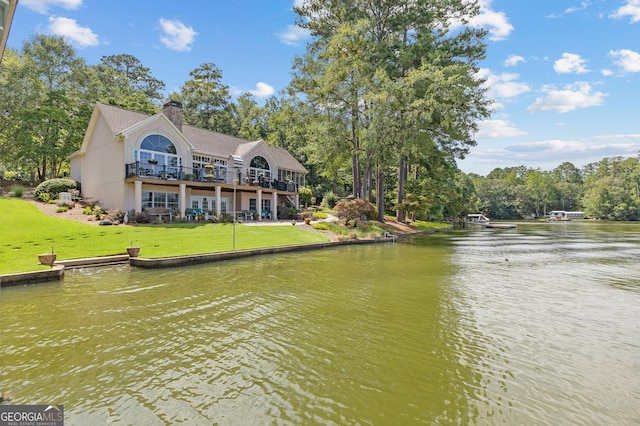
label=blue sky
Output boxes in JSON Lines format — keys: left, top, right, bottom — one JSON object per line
{"left": 7, "top": 0, "right": 640, "bottom": 175}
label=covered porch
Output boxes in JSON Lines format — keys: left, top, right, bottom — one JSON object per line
{"left": 125, "top": 175, "right": 300, "bottom": 221}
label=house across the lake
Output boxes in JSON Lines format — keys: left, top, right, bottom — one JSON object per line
{"left": 69, "top": 101, "right": 307, "bottom": 220}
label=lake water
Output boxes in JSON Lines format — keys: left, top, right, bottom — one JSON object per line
{"left": 1, "top": 222, "right": 639, "bottom": 425}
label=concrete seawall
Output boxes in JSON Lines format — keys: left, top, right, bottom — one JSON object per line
{"left": 0, "top": 265, "right": 65, "bottom": 287}
{"left": 129, "top": 239, "right": 384, "bottom": 269}
{"left": 1, "top": 237, "right": 399, "bottom": 286}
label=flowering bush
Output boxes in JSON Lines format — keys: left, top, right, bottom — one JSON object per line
{"left": 334, "top": 198, "right": 377, "bottom": 223}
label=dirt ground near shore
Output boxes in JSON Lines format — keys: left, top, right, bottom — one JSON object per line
{"left": 25, "top": 195, "right": 100, "bottom": 225}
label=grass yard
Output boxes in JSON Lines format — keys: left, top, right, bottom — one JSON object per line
{"left": 0, "top": 198, "right": 330, "bottom": 275}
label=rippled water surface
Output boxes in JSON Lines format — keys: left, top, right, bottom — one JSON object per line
{"left": 2, "top": 222, "right": 639, "bottom": 424}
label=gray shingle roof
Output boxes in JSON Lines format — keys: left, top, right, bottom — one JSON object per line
{"left": 96, "top": 102, "right": 307, "bottom": 173}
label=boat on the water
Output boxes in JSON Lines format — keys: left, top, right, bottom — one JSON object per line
{"left": 547, "top": 210, "right": 585, "bottom": 221}
{"left": 467, "top": 213, "right": 516, "bottom": 229}
{"left": 467, "top": 213, "right": 490, "bottom": 224}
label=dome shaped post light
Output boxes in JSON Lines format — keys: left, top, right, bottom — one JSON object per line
{"left": 229, "top": 155, "right": 244, "bottom": 251}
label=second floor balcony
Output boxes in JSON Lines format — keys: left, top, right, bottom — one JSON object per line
{"left": 125, "top": 162, "right": 300, "bottom": 192}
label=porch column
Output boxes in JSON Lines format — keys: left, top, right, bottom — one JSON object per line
{"left": 257, "top": 189, "right": 263, "bottom": 221}
{"left": 215, "top": 185, "right": 222, "bottom": 217}
{"left": 179, "top": 183, "right": 186, "bottom": 217}
{"left": 295, "top": 194, "right": 300, "bottom": 209}
{"left": 134, "top": 180, "right": 142, "bottom": 213}
{"left": 272, "top": 191, "right": 278, "bottom": 221}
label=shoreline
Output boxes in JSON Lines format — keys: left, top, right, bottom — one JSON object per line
{"left": 1, "top": 233, "right": 426, "bottom": 287}
{"left": 1, "top": 196, "right": 446, "bottom": 286}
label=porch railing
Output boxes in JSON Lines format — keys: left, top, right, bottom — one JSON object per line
{"left": 125, "top": 162, "right": 299, "bottom": 192}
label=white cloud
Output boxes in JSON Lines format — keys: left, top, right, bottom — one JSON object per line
{"left": 20, "top": 0, "right": 82, "bottom": 14}
{"left": 554, "top": 53, "right": 589, "bottom": 74}
{"left": 159, "top": 18, "right": 197, "bottom": 52}
{"left": 48, "top": 16, "right": 98, "bottom": 47}
{"left": 476, "top": 119, "right": 526, "bottom": 138}
{"left": 506, "top": 138, "right": 640, "bottom": 160}
{"left": 229, "top": 86, "right": 244, "bottom": 97}
{"left": 277, "top": 24, "right": 310, "bottom": 46}
{"left": 478, "top": 68, "right": 531, "bottom": 99}
{"left": 528, "top": 82, "right": 606, "bottom": 113}
{"left": 611, "top": 0, "right": 640, "bottom": 23}
{"left": 466, "top": 0, "right": 514, "bottom": 41}
{"left": 462, "top": 133, "right": 640, "bottom": 174}
{"left": 609, "top": 49, "right": 640, "bottom": 72}
{"left": 564, "top": 1, "right": 590, "bottom": 14}
{"left": 601, "top": 69, "right": 614, "bottom": 77}
{"left": 250, "top": 82, "right": 275, "bottom": 98}
{"left": 504, "top": 54, "right": 525, "bottom": 67}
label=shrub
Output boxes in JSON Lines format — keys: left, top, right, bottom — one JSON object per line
{"left": 3, "top": 170, "right": 30, "bottom": 183}
{"left": 56, "top": 206, "right": 68, "bottom": 213}
{"left": 106, "top": 210, "right": 125, "bottom": 224}
{"left": 93, "top": 206, "right": 105, "bottom": 220}
{"left": 314, "top": 211, "right": 328, "bottom": 219}
{"left": 219, "top": 213, "right": 234, "bottom": 223}
{"left": 298, "top": 186, "right": 313, "bottom": 206}
{"left": 82, "top": 206, "right": 93, "bottom": 215}
{"left": 39, "top": 192, "right": 51, "bottom": 203}
{"left": 321, "top": 191, "right": 339, "bottom": 209}
{"left": 312, "top": 223, "right": 329, "bottom": 231}
{"left": 34, "top": 178, "right": 78, "bottom": 202}
{"left": 129, "top": 212, "right": 154, "bottom": 223}
{"left": 10, "top": 185, "right": 24, "bottom": 197}
{"left": 334, "top": 198, "right": 377, "bottom": 223}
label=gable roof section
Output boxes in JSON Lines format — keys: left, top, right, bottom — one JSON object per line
{"left": 271, "top": 145, "right": 308, "bottom": 173}
{"left": 182, "top": 125, "right": 250, "bottom": 158}
{"left": 91, "top": 102, "right": 308, "bottom": 173}
{"left": 97, "top": 102, "right": 149, "bottom": 135}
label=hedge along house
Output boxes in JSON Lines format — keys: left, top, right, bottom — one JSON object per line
{"left": 69, "top": 101, "right": 307, "bottom": 220}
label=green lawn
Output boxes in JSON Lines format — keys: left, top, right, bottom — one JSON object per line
{"left": 411, "top": 219, "right": 452, "bottom": 232}
{"left": 0, "top": 198, "right": 330, "bottom": 275}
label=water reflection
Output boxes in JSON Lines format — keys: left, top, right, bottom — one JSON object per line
{"left": 1, "top": 223, "right": 639, "bottom": 424}
{"left": 442, "top": 223, "right": 640, "bottom": 425}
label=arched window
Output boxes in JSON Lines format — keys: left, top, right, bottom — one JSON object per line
{"left": 141, "top": 134, "right": 177, "bottom": 154}
{"left": 139, "top": 134, "right": 179, "bottom": 169}
{"left": 248, "top": 156, "right": 271, "bottom": 181}
{"left": 250, "top": 156, "right": 269, "bottom": 170}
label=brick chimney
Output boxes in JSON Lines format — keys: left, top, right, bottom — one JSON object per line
{"left": 163, "top": 100, "right": 183, "bottom": 132}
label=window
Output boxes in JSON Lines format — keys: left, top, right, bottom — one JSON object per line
{"left": 248, "top": 156, "right": 271, "bottom": 181}
{"left": 250, "top": 156, "right": 269, "bottom": 170}
{"left": 141, "top": 134, "right": 176, "bottom": 154}
{"left": 192, "top": 156, "right": 228, "bottom": 181}
{"left": 142, "top": 191, "right": 178, "bottom": 210}
{"left": 191, "top": 196, "right": 213, "bottom": 211}
{"left": 279, "top": 170, "right": 304, "bottom": 186}
{"left": 140, "top": 135, "right": 179, "bottom": 171}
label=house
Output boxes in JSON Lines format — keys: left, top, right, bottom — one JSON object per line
{"left": 69, "top": 101, "right": 307, "bottom": 220}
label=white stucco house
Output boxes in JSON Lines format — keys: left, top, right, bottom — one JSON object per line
{"left": 69, "top": 101, "right": 307, "bottom": 220}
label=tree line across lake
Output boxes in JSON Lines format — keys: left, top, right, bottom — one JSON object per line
{"left": 470, "top": 157, "right": 640, "bottom": 221}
